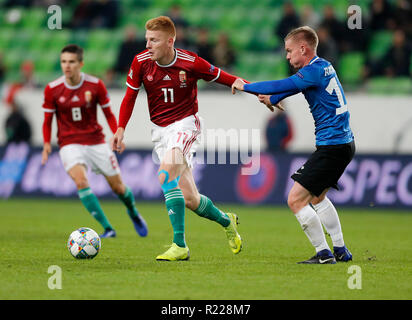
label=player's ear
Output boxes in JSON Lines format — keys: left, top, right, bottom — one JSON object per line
{"left": 168, "top": 36, "right": 175, "bottom": 47}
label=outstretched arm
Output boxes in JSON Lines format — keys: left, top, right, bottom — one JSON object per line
{"left": 257, "top": 87, "right": 300, "bottom": 111}
{"left": 194, "top": 56, "right": 249, "bottom": 87}
{"left": 233, "top": 77, "right": 299, "bottom": 95}
{"left": 268, "top": 88, "right": 300, "bottom": 105}
{"left": 112, "top": 86, "right": 139, "bottom": 153}
{"left": 214, "top": 69, "right": 248, "bottom": 87}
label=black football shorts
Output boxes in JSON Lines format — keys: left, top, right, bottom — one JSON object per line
{"left": 291, "top": 141, "right": 355, "bottom": 197}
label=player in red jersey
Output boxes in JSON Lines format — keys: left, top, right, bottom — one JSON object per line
{"left": 112, "top": 16, "right": 245, "bottom": 261}
{"left": 41, "top": 44, "right": 148, "bottom": 238}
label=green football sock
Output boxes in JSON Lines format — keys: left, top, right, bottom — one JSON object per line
{"left": 78, "top": 187, "right": 113, "bottom": 231}
{"left": 118, "top": 186, "right": 139, "bottom": 219}
{"left": 194, "top": 194, "right": 231, "bottom": 227}
{"left": 164, "top": 188, "right": 186, "bottom": 248}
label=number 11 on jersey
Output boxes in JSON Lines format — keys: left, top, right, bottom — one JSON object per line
{"left": 161, "top": 88, "right": 174, "bottom": 103}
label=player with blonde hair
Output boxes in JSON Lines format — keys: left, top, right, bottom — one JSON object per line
{"left": 232, "top": 26, "right": 354, "bottom": 264}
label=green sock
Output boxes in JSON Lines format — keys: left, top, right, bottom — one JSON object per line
{"left": 118, "top": 186, "right": 139, "bottom": 219}
{"left": 164, "top": 188, "right": 186, "bottom": 248}
{"left": 194, "top": 194, "right": 231, "bottom": 227}
{"left": 78, "top": 187, "right": 113, "bottom": 231}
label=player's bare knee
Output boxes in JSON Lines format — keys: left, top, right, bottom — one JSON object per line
{"left": 184, "top": 197, "right": 196, "bottom": 210}
{"left": 158, "top": 168, "right": 181, "bottom": 193}
{"left": 111, "top": 183, "right": 125, "bottom": 195}
{"left": 287, "top": 194, "right": 305, "bottom": 214}
{"left": 287, "top": 197, "right": 297, "bottom": 213}
{"left": 163, "top": 147, "right": 185, "bottom": 167}
{"left": 287, "top": 190, "right": 297, "bottom": 209}
{"left": 158, "top": 170, "right": 168, "bottom": 185}
{"left": 311, "top": 189, "right": 328, "bottom": 205}
{"left": 75, "top": 178, "right": 89, "bottom": 190}
{"left": 184, "top": 193, "right": 200, "bottom": 211}
{"left": 311, "top": 196, "right": 322, "bottom": 206}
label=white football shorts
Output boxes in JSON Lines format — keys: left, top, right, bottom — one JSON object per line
{"left": 151, "top": 113, "right": 203, "bottom": 168}
{"left": 59, "top": 143, "right": 121, "bottom": 176}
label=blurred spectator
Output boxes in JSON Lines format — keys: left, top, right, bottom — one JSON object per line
{"left": 300, "top": 4, "right": 321, "bottom": 30}
{"left": 4, "top": 101, "right": 32, "bottom": 145}
{"left": 103, "top": 68, "right": 121, "bottom": 89}
{"left": 4, "top": 0, "right": 69, "bottom": 6}
{"left": 369, "top": 0, "right": 394, "bottom": 31}
{"left": 275, "top": 2, "right": 301, "bottom": 40}
{"left": 4, "top": 0, "right": 33, "bottom": 7}
{"left": 194, "top": 28, "right": 215, "bottom": 64}
{"left": 71, "top": 0, "right": 97, "bottom": 29}
{"left": 33, "top": 0, "right": 68, "bottom": 5}
{"left": 342, "top": 8, "right": 370, "bottom": 53}
{"left": 2, "top": 61, "right": 39, "bottom": 95}
{"left": 174, "top": 26, "right": 196, "bottom": 52}
{"left": 71, "top": 0, "right": 118, "bottom": 29}
{"left": 2, "top": 62, "right": 34, "bottom": 145}
{"left": 265, "top": 110, "right": 293, "bottom": 153}
{"left": 20, "top": 61, "right": 38, "bottom": 88}
{"left": 0, "top": 53, "right": 6, "bottom": 88}
{"left": 382, "top": 29, "right": 411, "bottom": 77}
{"left": 363, "top": 29, "right": 411, "bottom": 78}
{"left": 93, "top": 0, "right": 119, "bottom": 29}
{"left": 275, "top": 2, "right": 301, "bottom": 76}
{"left": 319, "top": 5, "right": 346, "bottom": 53}
{"left": 113, "top": 25, "right": 146, "bottom": 74}
{"left": 317, "top": 26, "right": 339, "bottom": 67}
{"left": 388, "top": 0, "right": 412, "bottom": 35}
{"left": 167, "top": 5, "right": 189, "bottom": 31}
{"left": 212, "top": 33, "right": 236, "bottom": 71}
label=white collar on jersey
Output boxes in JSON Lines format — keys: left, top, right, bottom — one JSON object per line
{"left": 64, "top": 72, "right": 85, "bottom": 89}
{"left": 156, "top": 49, "right": 178, "bottom": 68}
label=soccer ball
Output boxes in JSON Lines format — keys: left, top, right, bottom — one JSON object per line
{"left": 67, "top": 227, "right": 101, "bottom": 259}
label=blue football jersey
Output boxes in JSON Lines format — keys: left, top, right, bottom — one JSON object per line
{"left": 289, "top": 56, "right": 354, "bottom": 146}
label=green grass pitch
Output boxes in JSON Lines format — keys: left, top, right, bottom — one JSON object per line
{"left": 0, "top": 198, "right": 411, "bottom": 300}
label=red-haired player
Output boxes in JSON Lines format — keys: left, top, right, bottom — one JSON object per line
{"left": 111, "top": 16, "right": 251, "bottom": 261}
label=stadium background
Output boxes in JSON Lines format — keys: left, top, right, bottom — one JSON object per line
{"left": 1, "top": 0, "right": 412, "bottom": 302}
{"left": 1, "top": 0, "right": 411, "bottom": 88}
{"left": 1, "top": 0, "right": 412, "bottom": 207}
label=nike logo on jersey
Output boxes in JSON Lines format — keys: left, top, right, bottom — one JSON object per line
{"left": 163, "top": 75, "right": 171, "bottom": 81}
